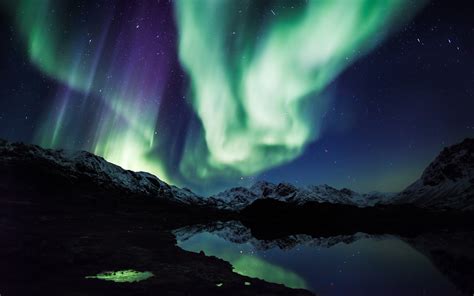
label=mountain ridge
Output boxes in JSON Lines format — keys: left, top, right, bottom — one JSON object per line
{"left": 0, "top": 139, "right": 205, "bottom": 205}
{"left": 210, "top": 138, "right": 474, "bottom": 211}
{"left": 1, "top": 138, "right": 473, "bottom": 211}
{"left": 208, "top": 181, "right": 395, "bottom": 210}
{"left": 394, "top": 138, "right": 474, "bottom": 211}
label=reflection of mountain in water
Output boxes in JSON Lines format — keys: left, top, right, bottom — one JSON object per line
{"left": 174, "top": 221, "right": 474, "bottom": 295}
{"left": 175, "top": 221, "right": 311, "bottom": 290}
{"left": 175, "top": 221, "right": 382, "bottom": 250}
{"left": 403, "top": 231, "right": 474, "bottom": 295}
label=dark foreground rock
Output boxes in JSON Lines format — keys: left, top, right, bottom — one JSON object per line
{"left": 0, "top": 188, "right": 313, "bottom": 296}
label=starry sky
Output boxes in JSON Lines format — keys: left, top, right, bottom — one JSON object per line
{"left": 0, "top": 0, "right": 473, "bottom": 195}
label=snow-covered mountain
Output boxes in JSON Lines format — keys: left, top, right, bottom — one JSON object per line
{"left": 209, "top": 180, "right": 395, "bottom": 210}
{"left": 0, "top": 139, "right": 394, "bottom": 211}
{"left": 0, "top": 140, "right": 203, "bottom": 205}
{"left": 2, "top": 138, "right": 472, "bottom": 212}
{"left": 394, "top": 138, "right": 474, "bottom": 211}
{"left": 210, "top": 139, "right": 474, "bottom": 211}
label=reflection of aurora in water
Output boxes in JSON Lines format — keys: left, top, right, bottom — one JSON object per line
{"left": 177, "top": 232, "right": 307, "bottom": 289}
{"left": 175, "top": 224, "right": 464, "bottom": 295}
{"left": 231, "top": 255, "right": 306, "bottom": 289}
{"left": 85, "top": 270, "right": 154, "bottom": 283}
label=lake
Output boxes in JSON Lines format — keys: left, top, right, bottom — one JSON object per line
{"left": 175, "top": 221, "right": 468, "bottom": 296}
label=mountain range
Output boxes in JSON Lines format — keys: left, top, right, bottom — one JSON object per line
{"left": 1, "top": 138, "right": 473, "bottom": 211}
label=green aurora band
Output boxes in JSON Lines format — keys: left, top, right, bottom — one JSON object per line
{"left": 4, "top": 0, "right": 424, "bottom": 190}
{"left": 175, "top": 0, "right": 422, "bottom": 183}
{"left": 5, "top": 0, "right": 171, "bottom": 181}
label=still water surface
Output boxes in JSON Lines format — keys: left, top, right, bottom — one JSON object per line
{"left": 175, "top": 222, "right": 464, "bottom": 296}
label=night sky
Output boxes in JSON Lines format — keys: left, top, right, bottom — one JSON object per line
{"left": 0, "top": 0, "right": 473, "bottom": 195}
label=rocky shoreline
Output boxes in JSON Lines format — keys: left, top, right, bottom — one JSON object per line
{"left": 0, "top": 187, "right": 313, "bottom": 296}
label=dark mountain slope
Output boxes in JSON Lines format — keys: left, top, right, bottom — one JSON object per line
{"left": 395, "top": 138, "right": 474, "bottom": 210}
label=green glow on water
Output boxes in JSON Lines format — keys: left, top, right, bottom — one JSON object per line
{"left": 85, "top": 270, "right": 154, "bottom": 283}
{"left": 177, "top": 232, "right": 307, "bottom": 289}
{"left": 231, "top": 254, "right": 307, "bottom": 289}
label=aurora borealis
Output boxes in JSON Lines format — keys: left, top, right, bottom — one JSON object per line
{"left": 175, "top": 0, "right": 420, "bottom": 182}
{"left": 8, "top": 0, "right": 175, "bottom": 180}
{"left": 1, "top": 0, "right": 473, "bottom": 194}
